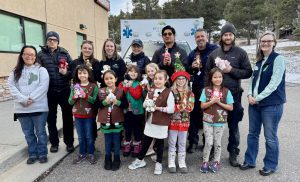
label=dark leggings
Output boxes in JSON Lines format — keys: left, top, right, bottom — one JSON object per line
{"left": 124, "top": 112, "right": 144, "bottom": 142}
{"left": 138, "top": 135, "right": 164, "bottom": 163}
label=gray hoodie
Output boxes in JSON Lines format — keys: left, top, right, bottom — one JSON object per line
{"left": 8, "top": 63, "right": 50, "bottom": 113}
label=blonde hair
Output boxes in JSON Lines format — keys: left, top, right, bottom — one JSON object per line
{"left": 145, "top": 63, "right": 159, "bottom": 74}
{"left": 171, "top": 76, "right": 190, "bottom": 93}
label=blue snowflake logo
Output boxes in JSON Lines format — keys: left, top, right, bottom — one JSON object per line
{"left": 123, "top": 27, "right": 133, "bottom": 38}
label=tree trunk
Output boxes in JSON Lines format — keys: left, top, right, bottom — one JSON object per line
{"left": 247, "top": 23, "right": 251, "bottom": 45}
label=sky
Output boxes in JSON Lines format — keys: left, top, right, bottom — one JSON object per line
{"left": 109, "top": 0, "right": 168, "bottom": 15}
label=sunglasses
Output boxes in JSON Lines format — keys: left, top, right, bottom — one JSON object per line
{"left": 163, "top": 32, "right": 173, "bottom": 36}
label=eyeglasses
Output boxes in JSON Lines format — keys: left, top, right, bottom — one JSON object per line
{"left": 260, "top": 40, "right": 274, "bottom": 44}
{"left": 22, "top": 53, "right": 36, "bottom": 57}
{"left": 163, "top": 32, "right": 173, "bottom": 37}
{"left": 47, "top": 38, "right": 58, "bottom": 42}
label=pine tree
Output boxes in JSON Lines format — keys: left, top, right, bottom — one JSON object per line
{"left": 293, "top": 5, "right": 300, "bottom": 40}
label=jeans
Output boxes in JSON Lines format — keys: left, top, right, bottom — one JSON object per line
{"left": 227, "top": 91, "right": 244, "bottom": 155}
{"left": 74, "top": 117, "right": 95, "bottom": 155}
{"left": 19, "top": 112, "right": 48, "bottom": 158}
{"left": 104, "top": 132, "right": 121, "bottom": 155}
{"left": 47, "top": 88, "right": 74, "bottom": 147}
{"left": 244, "top": 104, "right": 283, "bottom": 171}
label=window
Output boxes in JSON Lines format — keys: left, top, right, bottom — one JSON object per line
{"left": 76, "top": 33, "right": 86, "bottom": 57}
{"left": 0, "top": 11, "right": 45, "bottom": 53}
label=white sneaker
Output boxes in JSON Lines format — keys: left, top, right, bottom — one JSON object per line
{"left": 128, "top": 159, "right": 146, "bottom": 170}
{"left": 154, "top": 162, "right": 162, "bottom": 175}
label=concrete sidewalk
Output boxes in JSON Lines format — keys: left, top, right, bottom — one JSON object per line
{"left": 0, "top": 100, "right": 76, "bottom": 181}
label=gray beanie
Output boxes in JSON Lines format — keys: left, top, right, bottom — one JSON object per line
{"left": 46, "top": 31, "right": 60, "bottom": 42}
{"left": 221, "top": 23, "right": 236, "bottom": 36}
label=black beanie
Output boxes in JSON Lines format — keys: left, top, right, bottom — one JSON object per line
{"left": 46, "top": 31, "right": 60, "bottom": 42}
{"left": 221, "top": 23, "right": 236, "bottom": 36}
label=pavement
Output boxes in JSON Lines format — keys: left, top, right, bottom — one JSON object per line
{"left": 1, "top": 81, "right": 300, "bottom": 182}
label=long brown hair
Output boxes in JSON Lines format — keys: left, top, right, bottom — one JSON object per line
{"left": 256, "top": 31, "right": 277, "bottom": 61}
{"left": 14, "top": 45, "right": 40, "bottom": 82}
{"left": 79, "top": 40, "right": 97, "bottom": 64}
{"left": 101, "top": 38, "right": 120, "bottom": 61}
{"left": 205, "top": 67, "right": 224, "bottom": 88}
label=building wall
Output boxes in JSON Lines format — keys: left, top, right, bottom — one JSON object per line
{"left": 0, "top": 0, "right": 109, "bottom": 100}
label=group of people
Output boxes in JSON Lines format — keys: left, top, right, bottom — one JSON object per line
{"left": 8, "top": 22, "right": 286, "bottom": 177}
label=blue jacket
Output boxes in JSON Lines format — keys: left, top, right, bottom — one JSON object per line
{"left": 252, "top": 51, "right": 286, "bottom": 106}
{"left": 187, "top": 43, "right": 218, "bottom": 92}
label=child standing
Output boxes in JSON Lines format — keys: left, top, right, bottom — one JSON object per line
{"left": 199, "top": 68, "right": 234, "bottom": 173}
{"left": 69, "top": 65, "right": 98, "bottom": 165}
{"left": 168, "top": 58, "right": 194, "bottom": 173}
{"left": 98, "top": 70, "right": 128, "bottom": 171}
{"left": 118, "top": 65, "right": 144, "bottom": 157}
{"left": 128, "top": 70, "right": 175, "bottom": 175}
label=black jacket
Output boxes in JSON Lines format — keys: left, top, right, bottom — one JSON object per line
{"left": 128, "top": 52, "right": 150, "bottom": 74}
{"left": 38, "top": 46, "right": 73, "bottom": 91}
{"left": 99, "top": 57, "right": 126, "bottom": 87}
{"left": 70, "top": 57, "right": 102, "bottom": 83}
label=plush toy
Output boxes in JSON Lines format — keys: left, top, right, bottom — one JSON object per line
{"left": 162, "top": 48, "right": 171, "bottom": 65}
{"left": 105, "top": 89, "right": 118, "bottom": 126}
{"left": 58, "top": 58, "right": 69, "bottom": 69}
{"left": 215, "top": 57, "right": 230, "bottom": 70}
{"left": 74, "top": 84, "right": 85, "bottom": 98}
{"left": 211, "top": 90, "right": 223, "bottom": 99}
{"left": 101, "top": 65, "right": 111, "bottom": 74}
{"left": 140, "top": 74, "right": 149, "bottom": 86}
{"left": 144, "top": 99, "right": 155, "bottom": 112}
{"left": 85, "top": 59, "right": 93, "bottom": 70}
{"left": 107, "top": 89, "right": 116, "bottom": 102}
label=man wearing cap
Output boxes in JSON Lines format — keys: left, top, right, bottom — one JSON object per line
{"left": 205, "top": 23, "right": 252, "bottom": 167}
{"left": 126, "top": 39, "right": 150, "bottom": 74}
{"left": 186, "top": 29, "right": 218, "bottom": 153}
{"left": 152, "top": 25, "right": 188, "bottom": 78}
{"left": 38, "top": 31, "right": 74, "bottom": 153}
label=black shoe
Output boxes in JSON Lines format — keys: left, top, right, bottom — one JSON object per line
{"left": 67, "top": 145, "right": 75, "bottom": 153}
{"left": 229, "top": 153, "right": 240, "bottom": 167}
{"left": 26, "top": 157, "right": 37, "bottom": 164}
{"left": 112, "top": 155, "right": 121, "bottom": 171}
{"left": 259, "top": 168, "right": 274, "bottom": 176}
{"left": 239, "top": 163, "right": 255, "bottom": 170}
{"left": 39, "top": 156, "right": 48, "bottom": 163}
{"left": 50, "top": 146, "right": 58, "bottom": 153}
{"left": 88, "top": 154, "right": 97, "bottom": 165}
{"left": 104, "top": 155, "right": 112, "bottom": 170}
{"left": 187, "top": 144, "right": 194, "bottom": 153}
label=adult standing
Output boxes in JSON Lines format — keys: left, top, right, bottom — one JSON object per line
{"left": 99, "top": 39, "right": 126, "bottom": 87}
{"left": 186, "top": 29, "right": 218, "bottom": 153}
{"left": 38, "top": 31, "right": 74, "bottom": 153}
{"left": 240, "top": 31, "right": 286, "bottom": 176}
{"left": 205, "top": 23, "right": 252, "bottom": 167}
{"left": 8, "top": 45, "right": 49, "bottom": 164}
{"left": 152, "top": 25, "right": 188, "bottom": 78}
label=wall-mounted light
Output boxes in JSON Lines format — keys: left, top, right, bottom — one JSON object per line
{"left": 80, "top": 24, "right": 87, "bottom": 30}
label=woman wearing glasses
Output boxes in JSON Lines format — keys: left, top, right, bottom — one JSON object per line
{"left": 240, "top": 31, "right": 286, "bottom": 176}
{"left": 99, "top": 39, "right": 126, "bottom": 87}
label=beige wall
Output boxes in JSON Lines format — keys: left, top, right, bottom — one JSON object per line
{"left": 0, "top": 0, "right": 108, "bottom": 77}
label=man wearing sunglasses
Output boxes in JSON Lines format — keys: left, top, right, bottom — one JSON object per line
{"left": 38, "top": 31, "right": 74, "bottom": 154}
{"left": 152, "top": 25, "right": 188, "bottom": 78}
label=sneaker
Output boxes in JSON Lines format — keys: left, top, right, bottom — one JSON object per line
{"left": 132, "top": 141, "right": 141, "bottom": 158}
{"left": 67, "top": 145, "right": 75, "bottom": 153}
{"left": 123, "top": 141, "right": 131, "bottom": 157}
{"left": 50, "top": 145, "right": 58, "bottom": 153}
{"left": 26, "top": 157, "right": 37, "bottom": 165}
{"left": 229, "top": 153, "right": 240, "bottom": 167}
{"left": 73, "top": 154, "right": 86, "bottom": 164}
{"left": 128, "top": 159, "right": 146, "bottom": 170}
{"left": 88, "top": 154, "right": 97, "bottom": 165}
{"left": 39, "top": 156, "right": 48, "bottom": 164}
{"left": 154, "top": 162, "right": 163, "bottom": 175}
{"left": 200, "top": 162, "right": 209, "bottom": 173}
{"left": 209, "top": 161, "right": 221, "bottom": 173}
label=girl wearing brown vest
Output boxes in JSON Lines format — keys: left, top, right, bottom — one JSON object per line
{"left": 199, "top": 68, "right": 234, "bottom": 173}
{"left": 97, "top": 70, "right": 128, "bottom": 171}
{"left": 128, "top": 70, "right": 175, "bottom": 175}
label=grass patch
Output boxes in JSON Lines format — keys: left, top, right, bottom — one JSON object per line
{"left": 277, "top": 46, "right": 300, "bottom": 52}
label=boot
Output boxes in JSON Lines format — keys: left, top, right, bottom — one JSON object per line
{"left": 132, "top": 141, "right": 141, "bottom": 158}
{"left": 168, "top": 151, "right": 176, "bottom": 173}
{"left": 123, "top": 140, "right": 131, "bottom": 157}
{"left": 104, "top": 154, "right": 112, "bottom": 170}
{"left": 229, "top": 153, "right": 240, "bottom": 167}
{"left": 178, "top": 152, "right": 188, "bottom": 173}
{"left": 187, "top": 143, "right": 194, "bottom": 153}
{"left": 112, "top": 155, "right": 121, "bottom": 171}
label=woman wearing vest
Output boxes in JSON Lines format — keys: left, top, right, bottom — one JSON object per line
{"left": 240, "top": 31, "right": 286, "bottom": 176}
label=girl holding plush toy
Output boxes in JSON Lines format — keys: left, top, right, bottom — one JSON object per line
{"left": 68, "top": 65, "right": 98, "bottom": 165}
{"left": 97, "top": 70, "right": 128, "bottom": 171}
{"left": 128, "top": 70, "right": 175, "bottom": 175}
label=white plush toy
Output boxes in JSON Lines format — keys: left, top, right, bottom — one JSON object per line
{"left": 140, "top": 74, "right": 149, "bottom": 86}
{"left": 101, "top": 65, "right": 111, "bottom": 74}
{"left": 215, "top": 57, "right": 230, "bottom": 70}
{"left": 144, "top": 99, "right": 155, "bottom": 112}
{"left": 107, "top": 89, "right": 116, "bottom": 102}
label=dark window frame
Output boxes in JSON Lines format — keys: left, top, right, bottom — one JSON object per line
{"left": 0, "top": 10, "right": 46, "bottom": 53}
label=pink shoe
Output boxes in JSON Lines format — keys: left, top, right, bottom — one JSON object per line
{"left": 123, "top": 141, "right": 131, "bottom": 157}
{"left": 132, "top": 141, "right": 141, "bottom": 158}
